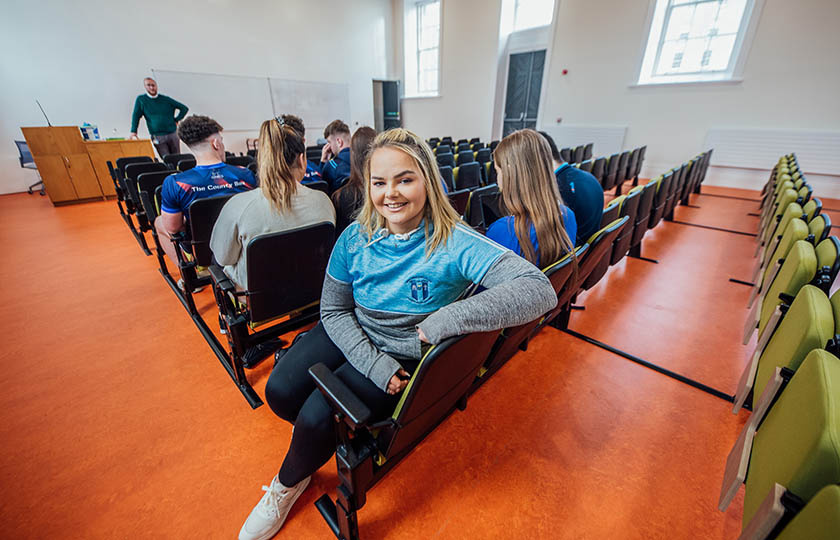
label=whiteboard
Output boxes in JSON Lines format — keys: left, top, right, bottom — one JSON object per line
{"left": 151, "top": 69, "right": 274, "bottom": 131}
{"left": 269, "top": 78, "right": 351, "bottom": 135}
{"left": 150, "top": 69, "right": 351, "bottom": 138}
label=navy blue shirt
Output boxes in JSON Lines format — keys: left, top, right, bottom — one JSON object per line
{"left": 485, "top": 205, "right": 577, "bottom": 268}
{"left": 554, "top": 163, "right": 604, "bottom": 245}
{"left": 301, "top": 161, "right": 323, "bottom": 185}
{"left": 320, "top": 147, "right": 351, "bottom": 190}
{"left": 160, "top": 163, "right": 256, "bottom": 216}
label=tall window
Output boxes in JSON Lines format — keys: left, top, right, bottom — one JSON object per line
{"left": 404, "top": 0, "right": 441, "bottom": 97}
{"left": 512, "top": 0, "right": 554, "bottom": 32}
{"left": 417, "top": 1, "right": 440, "bottom": 94}
{"left": 637, "top": 0, "right": 761, "bottom": 85}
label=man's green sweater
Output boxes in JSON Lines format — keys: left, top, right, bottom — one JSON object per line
{"left": 130, "top": 94, "right": 188, "bottom": 136}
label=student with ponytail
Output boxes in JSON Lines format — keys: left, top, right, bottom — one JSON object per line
{"left": 486, "top": 129, "right": 577, "bottom": 267}
{"left": 210, "top": 117, "right": 335, "bottom": 290}
{"left": 238, "top": 128, "right": 558, "bottom": 540}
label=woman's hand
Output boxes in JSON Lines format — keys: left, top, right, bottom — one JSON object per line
{"left": 417, "top": 327, "right": 429, "bottom": 343}
{"left": 386, "top": 369, "right": 411, "bottom": 395}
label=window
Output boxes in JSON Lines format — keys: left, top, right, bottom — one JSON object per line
{"left": 637, "top": 0, "right": 762, "bottom": 85}
{"left": 404, "top": 0, "right": 441, "bottom": 97}
{"left": 512, "top": 0, "right": 555, "bottom": 32}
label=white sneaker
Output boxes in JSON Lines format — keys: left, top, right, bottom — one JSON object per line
{"left": 239, "top": 475, "right": 310, "bottom": 540}
{"left": 176, "top": 278, "right": 205, "bottom": 294}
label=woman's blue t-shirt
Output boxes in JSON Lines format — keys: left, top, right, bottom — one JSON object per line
{"left": 485, "top": 205, "right": 577, "bottom": 268}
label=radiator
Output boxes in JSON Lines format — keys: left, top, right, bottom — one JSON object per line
{"left": 703, "top": 128, "right": 840, "bottom": 175}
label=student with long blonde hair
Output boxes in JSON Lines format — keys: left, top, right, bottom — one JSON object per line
{"left": 487, "top": 129, "right": 577, "bottom": 267}
{"left": 238, "top": 128, "right": 558, "bottom": 540}
{"left": 210, "top": 117, "right": 335, "bottom": 290}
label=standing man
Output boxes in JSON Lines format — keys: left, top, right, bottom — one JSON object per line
{"left": 129, "top": 77, "right": 189, "bottom": 158}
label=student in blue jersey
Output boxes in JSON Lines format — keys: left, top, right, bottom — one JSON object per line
{"left": 276, "top": 114, "right": 323, "bottom": 185}
{"left": 539, "top": 131, "right": 603, "bottom": 244}
{"left": 237, "top": 128, "right": 558, "bottom": 540}
{"left": 319, "top": 119, "right": 352, "bottom": 190}
{"left": 154, "top": 115, "right": 256, "bottom": 268}
{"left": 486, "top": 129, "right": 577, "bottom": 268}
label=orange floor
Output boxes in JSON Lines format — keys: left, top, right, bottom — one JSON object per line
{"left": 0, "top": 180, "right": 815, "bottom": 539}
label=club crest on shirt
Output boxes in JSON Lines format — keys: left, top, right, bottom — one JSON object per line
{"left": 408, "top": 277, "right": 432, "bottom": 304}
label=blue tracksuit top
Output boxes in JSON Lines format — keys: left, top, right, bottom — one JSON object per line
{"left": 554, "top": 163, "right": 603, "bottom": 245}
{"left": 160, "top": 163, "right": 256, "bottom": 216}
{"left": 302, "top": 161, "right": 323, "bottom": 185}
{"left": 320, "top": 147, "right": 351, "bottom": 190}
{"left": 485, "top": 205, "right": 577, "bottom": 268}
{"left": 327, "top": 221, "right": 507, "bottom": 314}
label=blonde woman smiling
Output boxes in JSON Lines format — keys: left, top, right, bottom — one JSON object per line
{"left": 238, "top": 128, "right": 557, "bottom": 540}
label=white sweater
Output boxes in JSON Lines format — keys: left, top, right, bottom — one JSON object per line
{"left": 209, "top": 186, "right": 336, "bottom": 289}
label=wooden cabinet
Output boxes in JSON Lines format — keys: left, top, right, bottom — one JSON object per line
{"left": 20, "top": 126, "right": 155, "bottom": 206}
{"left": 34, "top": 155, "right": 78, "bottom": 202}
{"left": 85, "top": 140, "right": 156, "bottom": 197}
{"left": 66, "top": 153, "right": 102, "bottom": 199}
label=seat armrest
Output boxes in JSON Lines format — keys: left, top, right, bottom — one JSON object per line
{"left": 208, "top": 264, "right": 235, "bottom": 294}
{"left": 309, "top": 363, "right": 372, "bottom": 429}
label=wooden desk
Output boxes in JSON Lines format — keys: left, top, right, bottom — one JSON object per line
{"left": 85, "top": 139, "right": 155, "bottom": 197}
{"left": 21, "top": 126, "right": 154, "bottom": 206}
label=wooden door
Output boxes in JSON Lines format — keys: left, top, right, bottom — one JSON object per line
{"left": 33, "top": 155, "right": 77, "bottom": 202}
{"left": 65, "top": 154, "right": 103, "bottom": 199}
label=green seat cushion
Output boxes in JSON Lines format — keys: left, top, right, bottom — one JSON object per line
{"left": 802, "top": 199, "right": 820, "bottom": 221}
{"left": 762, "top": 218, "right": 809, "bottom": 279}
{"left": 753, "top": 285, "right": 833, "bottom": 408}
{"left": 763, "top": 202, "right": 804, "bottom": 246}
{"left": 815, "top": 237, "right": 839, "bottom": 273}
{"left": 809, "top": 216, "right": 829, "bottom": 240}
{"left": 776, "top": 484, "right": 840, "bottom": 540}
{"left": 759, "top": 240, "right": 817, "bottom": 335}
{"left": 745, "top": 349, "right": 840, "bottom": 525}
{"left": 831, "top": 290, "right": 840, "bottom": 335}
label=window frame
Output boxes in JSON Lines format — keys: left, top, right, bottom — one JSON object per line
{"left": 633, "top": 0, "right": 765, "bottom": 87}
{"left": 512, "top": 0, "right": 555, "bottom": 33}
{"left": 415, "top": 0, "right": 441, "bottom": 96}
{"left": 404, "top": 0, "right": 442, "bottom": 99}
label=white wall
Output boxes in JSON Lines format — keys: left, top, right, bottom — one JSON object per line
{"left": 0, "top": 0, "right": 394, "bottom": 195}
{"left": 395, "top": 0, "right": 503, "bottom": 142}
{"left": 541, "top": 0, "right": 840, "bottom": 191}
{"left": 391, "top": 0, "right": 839, "bottom": 193}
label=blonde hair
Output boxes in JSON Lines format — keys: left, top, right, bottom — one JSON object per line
{"left": 493, "top": 129, "right": 575, "bottom": 265}
{"left": 256, "top": 118, "right": 304, "bottom": 214}
{"left": 357, "top": 128, "right": 461, "bottom": 254}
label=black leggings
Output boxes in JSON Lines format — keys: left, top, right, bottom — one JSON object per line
{"left": 265, "top": 322, "right": 414, "bottom": 487}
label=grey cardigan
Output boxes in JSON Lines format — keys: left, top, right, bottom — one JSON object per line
{"left": 321, "top": 250, "right": 558, "bottom": 391}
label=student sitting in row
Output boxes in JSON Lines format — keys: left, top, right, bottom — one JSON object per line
{"left": 238, "top": 128, "right": 558, "bottom": 540}
{"left": 210, "top": 116, "right": 335, "bottom": 291}
{"left": 331, "top": 126, "right": 376, "bottom": 235}
{"left": 539, "top": 131, "right": 603, "bottom": 245}
{"left": 486, "top": 129, "right": 577, "bottom": 267}
{"left": 154, "top": 115, "right": 256, "bottom": 290}
{"left": 319, "top": 119, "right": 352, "bottom": 190}
{"left": 276, "top": 114, "right": 323, "bottom": 185}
